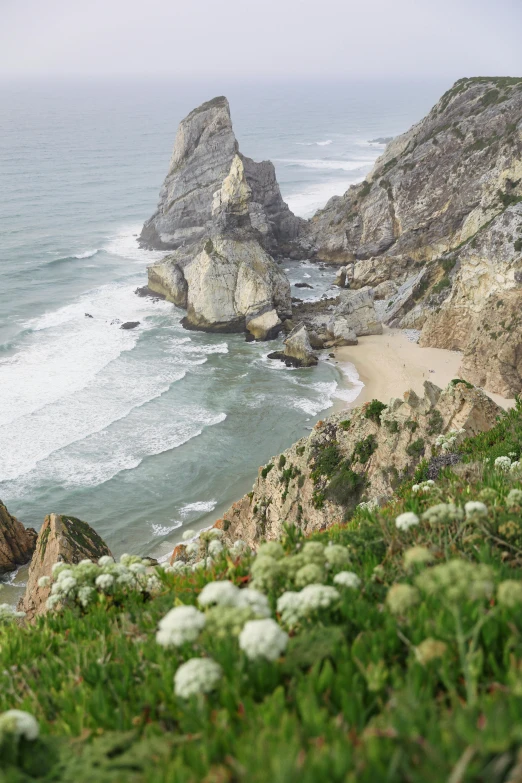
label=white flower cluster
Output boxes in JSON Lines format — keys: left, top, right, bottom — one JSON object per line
{"left": 464, "top": 501, "right": 488, "bottom": 520}
{"left": 507, "top": 489, "right": 522, "bottom": 509}
{"left": 421, "top": 503, "right": 463, "bottom": 525}
{"left": 416, "top": 559, "right": 494, "bottom": 603}
{"left": 156, "top": 605, "right": 206, "bottom": 647}
{"left": 277, "top": 584, "right": 340, "bottom": 627}
{"left": 395, "top": 512, "right": 420, "bottom": 531}
{"left": 0, "top": 604, "right": 26, "bottom": 624}
{"left": 197, "top": 580, "right": 270, "bottom": 616}
{"left": 412, "top": 480, "right": 435, "bottom": 494}
{"left": 45, "top": 554, "right": 161, "bottom": 611}
{"left": 495, "top": 455, "right": 513, "bottom": 472}
{"left": 239, "top": 618, "right": 289, "bottom": 661}
{"left": 174, "top": 658, "right": 222, "bottom": 699}
{"left": 169, "top": 528, "right": 251, "bottom": 574}
{"left": 435, "top": 428, "right": 466, "bottom": 452}
{"left": 333, "top": 571, "right": 361, "bottom": 589}
{"left": 0, "top": 710, "right": 39, "bottom": 741}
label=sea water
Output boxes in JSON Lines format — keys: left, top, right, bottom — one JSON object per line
{"left": 0, "top": 78, "right": 447, "bottom": 599}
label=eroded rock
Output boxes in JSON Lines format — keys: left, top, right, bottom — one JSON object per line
{"left": 18, "top": 514, "right": 112, "bottom": 622}
{"left": 0, "top": 502, "right": 37, "bottom": 574}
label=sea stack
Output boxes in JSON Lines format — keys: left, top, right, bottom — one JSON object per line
{"left": 142, "top": 97, "right": 303, "bottom": 340}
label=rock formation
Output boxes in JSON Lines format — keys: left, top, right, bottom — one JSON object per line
{"left": 142, "top": 97, "right": 302, "bottom": 340}
{"left": 218, "top": 380, "right": 501, "bottom": 546}
{"left": 268, "top": 324, "right": 318, "bottom": 367}
{"left": 295, "top": 77, "right": 522, "bottom": 395}
{"left": 0, "top": 501, "right": 37, "bottom": 574}
{"left": 18, "top": 514, "right": 112, "bottom": 622}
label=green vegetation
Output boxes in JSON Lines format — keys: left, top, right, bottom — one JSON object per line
{"left": 427, "top": 409, "right": 444, "bottom": 436}
{"left": 339, "top": 420, "right": 351, "bottom": 431}
{"left": 431, "top": 277, "right": 451, "bottom": 295}
{"left": 405, "top": 419, "right": 419, "bottom": 433}
{"left": 353, "top": 435, "right": 378, "bottom": 465}
{"left": 359, "top": 180, "right": 371, "bottom": 198}
{"left": 261, "top": 464, "right": 274, "bottom": 479}
{"left": 364, "top": 399, "right": 387, "bottom": 425}
{"left": 406, "top": 438, "right": 426, "bottom": 458}
{"left": 278, "top": 455, "right": 286, "bottom": 470}
{"left": 451, "top": 378, "right": 474, "bottom": 389}
{"left": 384, "top": 419, "right": 400, "bottom": 434}
{"left": 498, "top": 190, "right": 522, "bottom": 208}
{"left": 2, "top": 403, "right": 522, "bottom": 780}
{"left": 440, "top": 256, "right": 456, "bottom": 274}
{"left": 515, "top": 238, "right": 522, "bottom": 252}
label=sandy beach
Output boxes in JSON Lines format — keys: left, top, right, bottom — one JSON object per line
{"left": 334, "top": 326, "right": 514, "bottom": 412}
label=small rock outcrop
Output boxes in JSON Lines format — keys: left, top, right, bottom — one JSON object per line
{"left": 271, "top": 324, "right": 318, "bottom": 367}
{"left": 219, "top": 381, "right": 501, "bottom": 546}
{"left": 142, "top": 97, "right": 301, "bottom": 340}
{"left": 0, "top": 502, "right": 37, "bottom": 574}
{"left": 18, "top": 514, "right": 112, "bottom": 622}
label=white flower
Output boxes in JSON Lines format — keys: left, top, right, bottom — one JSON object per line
{"left": 510, "top": 461, "right": 521, "bottom": 473}
{"left": 0, "top": 710, "right": 39, "bottom": 741}
{"left": 276, "top": 591, "right": 302, "bottom": 626}
{"left": 146, "top": 575, "right": 162, "bottom": 593}
{"left": 298, "top": 584, "right": 340, "bottom": 613}
{"left": 185, "top": 541, "right": 199, "bottom": 557}
{"left": 324, "top": 544, "right": 351, "bottom": 569}
{"left": 46, "top": 594, "right": 61, "bottom": 610}
{"left": 412, "top": 480, "right": 435, "bottom": 494}
{"left": 182, "top": 529, "right": 196, "bottom": 541}
{"left": 37, "top": 576, "right": 51, "bottom": 588}
{"left": 52, "top": 562, "right": 67, "bottom": 575}
{"left": 239, "top": 618, "right": 288, "bottom": 661}
{"left": 192, "top": 560, "right": 205, "bottom": 571}
{"left": 238, "top": 588, "right": 271, "bottom": 617}
{"left": 507, "top": 489, "right": 522, "bottom": 508}
{"left": 198, "top": 580, "right": 240, "bottom": 608}
{"left": 56, "top": 569, "right": 74, "bottom": 583}
{"left": 206, "top": 528, "right": 224, "bottom": 540}
{"left": 257, "top": 541, "right": 285, "bottom": 560}
{"left": 174, "top": 658, "right": 222, "bottom": 699}
{"left": 78, "top": 559, "right": 93, "bottom": 566}
{"left": 395, "top": 512, "right": 420, "bottom": 531}
{"left": 78, "top": 586, "right": 95, "bottom": 607}
{"left": 157, "top": 605, "right": 206, "bottom": 647}
{"left": 128, "top": 562, "right": 146, "bottom": 575}
{"left": 422, "top": 503, "right": 463, "bottom": 525}
{"left": 165, "top": 561, "right": 187, "bottom": 574}
{"left": 231, "top": 539, "right": 249, "bottom": 555}
{"left": 495, "top": 456, "right": 512, "bottom": 472}
{"left": 95, "top": 574, "right": 114, "bottom": 591}
{"left": 98, "top": 555, "right": 115, "bottom": 567}
{"left": 464, "top": 501, "right": 488, "bottom": 520}
{"left": 208, "top": 540, "right": 224, "bottom": 558}
{"left": 333, "top": 571, "right": 361, "bottom": 589}
{"left": 60, "top": 576, "right": 77, "bottom": 595}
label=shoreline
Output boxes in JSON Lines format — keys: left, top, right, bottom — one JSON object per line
{"left": 334, "top": 326, "right": 515, "bottom": 412}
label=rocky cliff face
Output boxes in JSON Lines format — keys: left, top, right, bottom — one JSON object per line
{"left": 18, "top": 513, "right": 112, "bottom": 622}
{"left": 218, "top": 381, "right": 501, "bottom": 547}
{"left": 0, "top": 501, "right": 37, "bottom": 574}
{"left": 297, "top": 77, "right": 522, "bottom": 395}
{"left": 301, "top": 77, "right": 522, "bottom": 265}
{"left": 143, "top": 97, "right": 301, "bottom": 339}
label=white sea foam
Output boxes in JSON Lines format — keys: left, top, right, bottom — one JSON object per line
{"left": 296, "top": 139, "right": 333, "bottom": 146}
{"left": 103, "top": 225, "right": 166, "bottom": 264}
{"left": 285, "top": 178, "right": 365, "bottom": 218}
{"left": 277, "top": 158, "right": 375, "bottom": 172}
{"left": 179, "top": 500, "right": 218, "bottom": 518}
{"left": 74, "top": 249, "right": 99, "bottom": 259}
{"left": 151, "top": 521, "right": 182, "bottom": 537}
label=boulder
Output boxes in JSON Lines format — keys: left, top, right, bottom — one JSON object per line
{"left": 334, "top": 266, "right": 349, "bottom": 288}
{"left": 246, "top": 308, "right": 282, "bottom": 341}
{"left": 18, "top": 514, "right": 112, "bottom": 622}
{"left": 120, "top": 321, "right": 140, "bottom": 330}
{"left": 324, "top": 316, "right": 358, "bottom": 346}
{"left": 373, "top": 279, "right": 398, "bottom": 300}
{"left": 0, "top": 502, "right": 37, "bottom": 574}
{"left": 335, "top": 288, "right": 382, "bottom": 336}
{"left": 283, "top": 324, "right": 318, "bottom": 367}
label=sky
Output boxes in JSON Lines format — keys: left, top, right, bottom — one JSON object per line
{"left": 1, "top": 0, "right": 521, "bottom": 80}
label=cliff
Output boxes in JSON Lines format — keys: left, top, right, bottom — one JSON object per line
{"left": 217, "top": 380, "right": 501, "bottom": 547}
{"left": 0, "top": 501, "right": 36, "bottom": 574}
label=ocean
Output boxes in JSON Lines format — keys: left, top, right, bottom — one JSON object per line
{"left": 0, "top": 77, "right": 447, "bottom": 600}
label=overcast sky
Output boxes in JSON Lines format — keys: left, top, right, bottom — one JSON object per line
{"left": 1, "top": 0, "right": 521, "bottom": 80}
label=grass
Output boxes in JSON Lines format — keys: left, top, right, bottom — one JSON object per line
{"left": 2, "top": 402, "right": 522, "bottom": 780}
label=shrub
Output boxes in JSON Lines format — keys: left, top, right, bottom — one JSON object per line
{"left": 353, "top": 435, "right": 378, "bottom": 464}
{"left": 261, "top": 464, "right": 273, "bottom": 479}
{"left": 364, "top": 399, "right": 387, "bottom": 425}
{"left": 310, "top": 444, "right": 343, "bottom": 483}
{"left": 278, "top": 455, "right": 286, "bottom": 470}
{"left": 406, "top": 438, "right": 426, "bottom": 458}
{"left": 427, "top": 409, "right": 444, "bottom": 436}
{"left": 325, "top": 465, "right": 366, "bottom": 507}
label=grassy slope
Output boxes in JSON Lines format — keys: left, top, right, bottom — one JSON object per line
{"left": 2, "top": 400, "right": 522, "bottom": 781}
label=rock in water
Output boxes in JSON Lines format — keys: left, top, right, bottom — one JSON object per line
{"left": 120, "top": 321, "right": 140, "bottom": 330}
{"left": 143, "top": 96, "right": 301, "bottom": 338}
{"left": 283, "top": 324, "right": 318, "bottom": 367}
{"left": 0, "top": 502, "right": 37, "bottom": 574}
{"left": 18, "top": 514, "right": 112, "bottom": 622}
